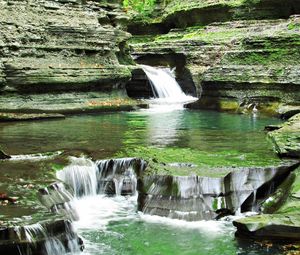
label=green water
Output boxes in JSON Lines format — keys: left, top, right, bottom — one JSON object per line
{"left": 0, "top": 109, "right": 284, "bottom": 254}
{"left": 0, "top": 109, "right": 281, "bottom": 165}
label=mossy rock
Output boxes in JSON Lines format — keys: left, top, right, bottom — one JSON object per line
{"left": 234, "top": 213, "right": 300, "bottom": 241}
{"left": 268, "top": 114, "right": 300, "bottom": 158}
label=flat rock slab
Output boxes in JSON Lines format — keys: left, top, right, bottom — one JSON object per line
{"left": 233, "top": 213, "right": 300, "bottom": 241}
{"left": 0, "top": 113, "right": 65, "bottom": 121}
{"left": 268, "top": 113, "right": 300, "bottom": 158}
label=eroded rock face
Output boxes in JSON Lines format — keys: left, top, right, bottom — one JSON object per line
{"left": 0, "top": 0, "right": 135, "bottom": 115}
{"left": 0, "top": 218, "right": 83, "bottom": 255}
{"left": 128, "top": 0, "right": 300, "bottom": 35}
{"left": 53, "top": 156, "right": 299, "bottom": 221}
{"left": 137, "top": 162, "right": 300, "bottom": 221}
{"left": 233, "top": 168, "right": 300, "bottom": 242}
{"left": 129, "top": 14, "right": 300, "bottom": 115}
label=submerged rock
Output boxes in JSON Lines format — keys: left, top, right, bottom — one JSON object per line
{"left": 0, "top": 113, "right": 65, "bottom": 122}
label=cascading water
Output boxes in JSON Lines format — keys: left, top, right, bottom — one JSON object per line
{"left": 56, "top": 157, "right": 145, "bottom": 198}
{"left": 56, "top": 157, "right": 99, "bottom": 197}
{"left": 53, "top": 157, "right": 147, "bottom": 253}
{"left": 11, "top": 221, "right": 81, "bottom": 255}
{"left": 140, "top": 65, "right": 197, "bottom": 107}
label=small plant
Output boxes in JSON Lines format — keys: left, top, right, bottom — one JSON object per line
{"left": 123, "top": 0, "right": 156, "bottom": 14}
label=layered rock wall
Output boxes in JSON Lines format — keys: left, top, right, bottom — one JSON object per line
{"left": 0, "top": 0, "right": 136, "bottom": 115}
{"left": 128, "top": 1, "right": 300, "bottom": 116}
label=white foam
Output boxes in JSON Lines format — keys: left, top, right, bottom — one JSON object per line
{"left": 9, "top": 151, "right": 63, "bottom": 161}
{"left": 73, "top": 195, "right": 137, "bottom": 231}
{"left": 139, "top": 213, "right": 228, "bottom": 235}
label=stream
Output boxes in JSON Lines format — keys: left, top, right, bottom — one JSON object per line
{"left": 0, "top": 109, "right": 284, "bottom": 255}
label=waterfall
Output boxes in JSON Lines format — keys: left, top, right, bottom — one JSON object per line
{"left": 140, "top": 65, "right": 197, "bottom": 105}
{"left": 56, "top": 157, "right": 146, "bottom": 198}
{"left": 96, "top": 157, "right": 146, "bottom": 196}
{"left": 56, "top": 157, "right": 98, "bottom": 197}
{"left": 11, "top": 220, "right": 82, "bottom": 255}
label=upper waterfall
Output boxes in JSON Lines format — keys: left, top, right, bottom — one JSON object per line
{"left": 140, "top": 65, "right": 197, "bottom": 105}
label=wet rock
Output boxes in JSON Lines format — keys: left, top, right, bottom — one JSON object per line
{"left": 38, "top": 182, "right": 79, "bottom": 221}
{"left": 96, "top": 157, "right": 147, "bottom": 196}
{"left": 233, "top": 166, "right": 300, "bottom": 242}
{"left": 56, "top": 157, "right": 147, "bottom": 197}
{"left": 0, "top": 113, "right": 65, "bottom": 122}
{"left": 0, "top": 150, "right": 10, "bottom": 160}
{"left": 137, "top": 161, "right": 300, "bottom": 220}
{"left": 278, "top": 105, "right": 300, "bottom": 119}
{"left": 0, "top": 218, "right": 83, "bottom": 255}
{"left": 233, "top": 214, "right": 300, "bottom": 241}
{"left": 268, "top": 114, "right": 300, "bottom": 158}
{"left": 260, "top": 173, "right": 296, "bottom": 214}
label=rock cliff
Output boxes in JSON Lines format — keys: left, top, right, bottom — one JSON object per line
{"left": 128, "top": 0, "right": 300, "bottom": 116}
{"left": 0, "top": 0, "right": 137, "bottom": 117}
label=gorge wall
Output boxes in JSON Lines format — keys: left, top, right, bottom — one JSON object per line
{"left": 1, "top": 0, "right": 299, "bottom": 117}
{"left": 128, "top": 0, "right": 300, "bottom": 117}
{"left": 0, "top": 0, "right": 138, "bottom": 118}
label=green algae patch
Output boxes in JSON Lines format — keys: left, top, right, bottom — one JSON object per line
{"left": 115, "top": 146, "right": 283, "bottom": 177}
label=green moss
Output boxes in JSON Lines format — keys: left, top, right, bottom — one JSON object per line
{"left": 163, "top": 0, "right": 245, "bottom": 16}
{"left": 223, "top": 49, "right": 300, "bottom": 66}
{"left": 128, "top": 35, "right": 158, "bottom": 44}
{"left": 288, "top": 22, "right": 300, "bottom": 30}
{"left": 115, "top": 146, "right": 282, "bottom": 176}
{"left": 277, "top": 168, "right": 300, "bottom": 215}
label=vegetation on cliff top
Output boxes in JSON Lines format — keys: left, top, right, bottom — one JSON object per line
{"left": 123, "top": 0, "right": 156, "bottom": 14}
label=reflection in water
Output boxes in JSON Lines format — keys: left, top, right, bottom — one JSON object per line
{"left": 132, "top": 110, "right": 185, "bottom": 147}
{"left": 0, "top": 110, "right": 281, "bottom": 161}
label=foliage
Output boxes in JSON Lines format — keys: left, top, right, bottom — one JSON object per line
{"left": 123, "top": 0, "right": 156, "bottom": 14}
